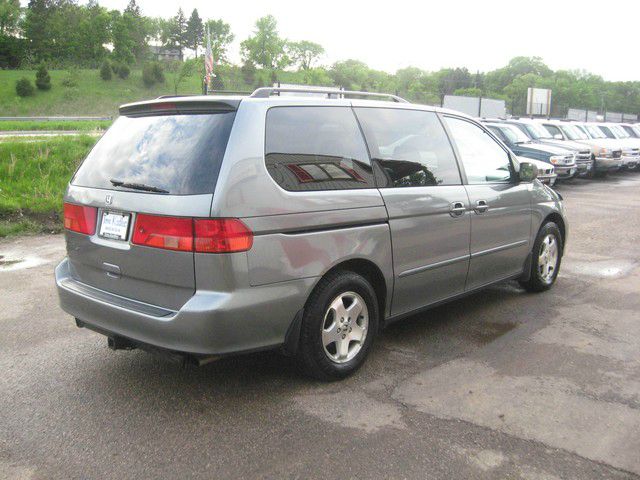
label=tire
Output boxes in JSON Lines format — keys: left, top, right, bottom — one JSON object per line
{"left": 519, "top": 222, "right": 563, "bottom": 293}
{"left": 295, "top": 270, "right": 379, "bottom": 381}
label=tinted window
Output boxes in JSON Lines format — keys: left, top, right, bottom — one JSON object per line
{"left": 72, "top": 113, "right": 236, "bottom": 195}
{"left": 543, "top": 124, "right": 563, "bottom": 138}
{"left": 265, "top": 107, "right": 374, "bottom": 191}
{"left": 598, "top": 126, "right": 615, "bottom": 139}
{"left": 445, "top": 117, "right": 513, "bottom": 184}
{"left": 355, "top": 108, "right": 461, "bottom": 188}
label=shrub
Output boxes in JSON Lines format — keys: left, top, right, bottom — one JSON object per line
{"left": 35, "top": 64, "right": 51, "bottom": 90}
{"left": 117, "top": 63, "right": 130, "bottom": 79}
{"left": 61, "top": 69, "right": 79, "bottom": 87}
{"left": 151, "top": 62, "right": 165, "bottom": 83}
{"left": 142, "top": 63, "right": 156, "bottom": 87}
{"left": 142, "top": 62, "right": 165, "bottom": 87}
{"left": 15, "top": 77, "right": 35, "bottom": 97}
{"left": 100, "top": 60, "right": 112, "bottom": 80}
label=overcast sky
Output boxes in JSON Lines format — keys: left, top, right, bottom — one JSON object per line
{"left": 33, "top": 0, "right": 640, "bottom": 81}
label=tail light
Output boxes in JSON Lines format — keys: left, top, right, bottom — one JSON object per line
{"left": 63, "top": 203, "right": 97, "bottom": 235}
{"left": 132, "top": 214, "right": 252, "bottom": 253}
{"left": 194, "top": 219, "right": 253, "bottom": 253}
{"left": 132, "top": 214, "right": 193, "bottom": 252}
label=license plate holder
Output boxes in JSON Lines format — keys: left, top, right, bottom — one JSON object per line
{"left": 99, "top": 211, "right": 131, "bottom": 241}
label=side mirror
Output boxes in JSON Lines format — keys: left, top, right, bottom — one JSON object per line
{"left": 519, "top": 162, "right": 538, "bottom": 182}
{"left": 553, "top": 134, "right": 563, "bottom": 140}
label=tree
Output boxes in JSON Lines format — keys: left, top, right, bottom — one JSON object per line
{"left": 167, "top": 58, "right": 197, "bottom": 94}
{"left": 16, "top": 77, "right": 35, "bottom": 96}
{"left": 35, "top": 63, "right": 51, "bottom": 90}
{"left": 165, "top": 8, "right": 187, "bottom": 61}
{"left": 185, "top": 8, "right": 203, "bottom": 57}
{"left": 0, "top": 0, "right": 21, "bottom": 36}
{"left": 330, "top": 59, "right": 370, "bottom": 90}
{"left": 23, "top": 0, "right": 54, "bottom": 61}
{"left": 240, "top": 15, "right": 289, "bottom": 70}
{"left": 288, "top": 40, "right": 324, "bottom": 70}
{"left": 204, "top": 19, "right": 234, "bottom": 64}
{"left": 100, "top": 60, "right": 112, "bottom": 80}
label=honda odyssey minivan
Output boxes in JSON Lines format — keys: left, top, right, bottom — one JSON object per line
{"left": 56, "top": 87, "right": 567, "bottom": 380}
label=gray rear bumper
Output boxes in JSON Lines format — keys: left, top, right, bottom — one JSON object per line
{"left": 55, "top": 257, "right": 314, "bottom": 355}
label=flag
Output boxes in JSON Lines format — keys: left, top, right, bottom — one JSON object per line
{"left": 204, "top": 25, "right": 214, "bottom": 90}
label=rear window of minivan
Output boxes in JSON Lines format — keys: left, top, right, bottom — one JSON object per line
{"left": 265, "top": 106, "right": 375, "bottom": 191}
{"left": 72, "top": 112, "right": 236, "bottom": 195}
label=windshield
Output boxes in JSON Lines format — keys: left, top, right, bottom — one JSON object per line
{"left": 598, "top": 125, "right": 616, "bottom": 139}
{"left": 523, "top": 122, "right": 552, "bottom": 139}
{"left": 502, "top": 124, "right": 530, "bottom": 143}
{"left": 611, "top": 125, "right": 629, "bottom": 138}
{"left": 73, "top": 112, "right": 236, "bottom": 195}
{"left": 558, "top": 125, "right": 585, "bottom": 141}
{"left": 585, "top": 125, "right": 606, "bottom": 139}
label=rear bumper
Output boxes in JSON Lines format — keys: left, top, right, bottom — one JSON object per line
{"left": 55, "top": 257, "right": 314, "bottom": 355}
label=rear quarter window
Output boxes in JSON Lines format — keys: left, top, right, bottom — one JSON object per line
{"left": 72, "top": 112, "right": 236, "bottom": 195}
{"left": 265, "top": 106, "right": 375, "bottom": 191}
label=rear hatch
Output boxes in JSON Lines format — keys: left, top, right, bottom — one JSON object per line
{"left": 64, "top": 100, "right": 237, "bottom": 310}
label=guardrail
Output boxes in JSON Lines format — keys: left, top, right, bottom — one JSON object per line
{"left": 0, "top": 116, "right": 112, "bottom": 121}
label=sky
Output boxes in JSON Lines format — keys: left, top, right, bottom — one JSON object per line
{"left": 26, "top": 0, "right": 640, "bottom": 81}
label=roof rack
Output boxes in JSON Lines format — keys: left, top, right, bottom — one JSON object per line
{"left": 249, "top": 86, "right": 409, "bottom": 103}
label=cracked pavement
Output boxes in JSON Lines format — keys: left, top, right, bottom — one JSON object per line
{"left": 1, "top": 173, "right": 639, "bottom": 479}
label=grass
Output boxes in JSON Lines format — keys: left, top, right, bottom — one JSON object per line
{"left": 0, "top": 120, "right": 112, "bottom": 131}
{"left": 0, "top": 67, "right": 328, "bottom": 116}
{"left": 0, "top": 135, "right": 97, "bottom": 237}
{"left": 0, "top": 69, "right": 205, "bottom": 117}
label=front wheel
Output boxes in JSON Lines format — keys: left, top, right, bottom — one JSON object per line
{"left": 519, "top": 222, "right": 563, "bottom": 292}
{"left": 295, "top": 271, "right": 379, "bottom": 381}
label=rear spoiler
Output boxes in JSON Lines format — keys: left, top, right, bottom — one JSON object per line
{"left": 119, "top": 98, "right": 240, "bottom": 117}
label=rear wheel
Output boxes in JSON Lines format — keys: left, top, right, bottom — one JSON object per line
{"left": 519, "top": 222, "right": 563, "bottom": 292}
{"left": 296, "top": 271, "right": 379, "bottom": 381}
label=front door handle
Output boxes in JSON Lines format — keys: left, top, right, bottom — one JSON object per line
{"left": 450, "top": 201, "right": 466, "bottom": 217}
{"left": 474, "top": 200, "right": 489, "bottom": 214}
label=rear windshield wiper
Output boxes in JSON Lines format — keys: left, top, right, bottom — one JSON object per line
{"left": 110, "top": 179, "right": 169, "bottom": 194}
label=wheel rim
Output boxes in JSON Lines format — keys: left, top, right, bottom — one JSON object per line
{"left": 538, "top": 234, "right": 559, "bottom": 284}
{"left": 321, "top": 291, "right": 369, "bottom": 364}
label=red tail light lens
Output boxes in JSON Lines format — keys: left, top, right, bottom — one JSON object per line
{"left": 131, "top": 215, "right": 252, "bottom": 253}
{"left": 132, "top": 214, "right": 193, "bottom": 252}
{"left": 63, "top": 203, "right": 97, "bottom": 235}
{"left": 194, "top": 219, "right": 253, "bottom": 253}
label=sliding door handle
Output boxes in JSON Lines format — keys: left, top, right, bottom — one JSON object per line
{"left": 474, "top": 200, "right": 489, "bottom": 214}
{"left": 450, "top": 201, "right": 466, "bottom": 217}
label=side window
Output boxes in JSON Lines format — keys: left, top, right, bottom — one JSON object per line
{"left": 543, "top": 124, "right": 562, "bottom": 138}
{"left": 265, "top": 106, "right": 374, "bottom": 191}
{"left": 354, "top": 108, "right": 461, "bottom": 188}
{"left": 444, "top": 116, "right": 513, "bottom": 184}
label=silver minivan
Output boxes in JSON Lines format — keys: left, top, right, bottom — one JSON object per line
{"left": 56, "top": 87, "right": 567, "bottom": 380}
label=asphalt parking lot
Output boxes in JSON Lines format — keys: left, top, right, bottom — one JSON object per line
{"left": 1, "top": 173, "right": 639, "bottom": 480}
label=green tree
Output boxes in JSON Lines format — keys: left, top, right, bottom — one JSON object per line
{"left": 167, "top": 58, "right": 197, "bottom": 94}
{"left": 330, "top": 59, "right": 370, "bottom": 90}
{"left": 166, "top": 8, "right": 187, "bottom": 61}
{"left": 16, "top": 77, "right": 35, "bottom": 96}
{"left": 240, "top": 15, "right": 289, "bottom": 70}
{"left": 0, "top": 0, "right": 21, "bottom": 36}
{"left": 288, "top": 40, "right": 324, "bottom": 70}
{"left": 100, "top": 60, "right": 112, "bottom": 80}
{"left": 204, "top": 19, "right": 234, "bottom": 64}
{"left": 185, "top": 8, "right": 203, "bottom": 57}
{"left": 35, "top": 63, "right": 51, "bottom": 90}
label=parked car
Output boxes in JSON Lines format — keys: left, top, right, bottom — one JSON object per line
{"left": 537, "top": 120, "right": 623, "bottom": 176}
{"left": 503, "top": 119, "right": 592, "bottom": 175}
{"left": 55, "top": 87, "right": 567, "bottom": 380}
{"left": 483, "top": 122, "right": 577, "bottom": 180}
{"left": 593, "top": 123, "right": 640, "bottom": 170}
